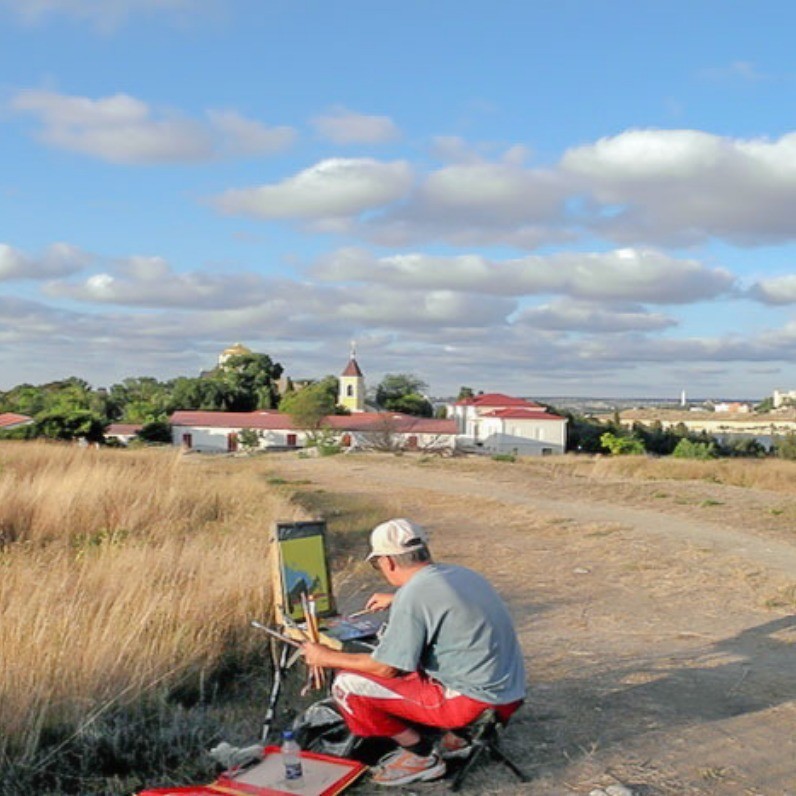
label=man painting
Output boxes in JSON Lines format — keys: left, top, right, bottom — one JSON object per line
{"left": 300, "top": 518, "right": 526, "bottom": 786}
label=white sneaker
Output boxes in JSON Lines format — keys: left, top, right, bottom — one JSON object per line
{"left": 438, "top": 731, "right": 473, "bottom": 760}
{"left": 371, "top": 748, "right": 446, "bottom": 786}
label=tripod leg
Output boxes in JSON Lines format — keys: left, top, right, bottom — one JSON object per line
{"left": 450, "top": 742, "right": 488, "bottom": 792}
{"left": 261, "top": 641, "right": 290, "bottom": 743}
{"left": 489, "top": 741, "right": 530, "bottom": 782}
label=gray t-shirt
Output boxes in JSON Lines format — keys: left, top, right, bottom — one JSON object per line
{"left": 372, "top": 563, "right": 526, "bottom": 704}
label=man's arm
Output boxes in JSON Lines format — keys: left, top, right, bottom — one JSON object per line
{"left": 301, "top": 641, "right": 400, "bottom": 678}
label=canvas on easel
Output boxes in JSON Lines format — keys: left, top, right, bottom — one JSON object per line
{"left": 271, "top": 521, "right": 383, "bottom": 647}
{"left": 273, "top": 520, "right": 336, "bottom": 622}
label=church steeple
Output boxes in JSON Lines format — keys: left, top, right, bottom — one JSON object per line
{"left": 339, "top": 342, "right": 365, "bottom": 413}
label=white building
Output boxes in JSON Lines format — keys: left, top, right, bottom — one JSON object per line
{"left": 773, "top": 389, "right": 796, "bottom": 409}
{"left": 105, "top": 423, "right": 144, "bottom": 445}
{"left": 450, "top": 393, "right": 567, "bottom": 456}
{"left": 169, "top": 410, "right": 458, "bottom": 454}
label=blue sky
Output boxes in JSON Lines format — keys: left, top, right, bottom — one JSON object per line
{"left": 3, "top": 1, "right": 796, "bottom": 399}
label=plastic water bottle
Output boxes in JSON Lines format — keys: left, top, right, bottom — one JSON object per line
{"left": 281, "top": 730, "right": 303, "bottom": 782}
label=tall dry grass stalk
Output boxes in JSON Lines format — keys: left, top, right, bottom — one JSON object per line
{"left": 0, "top": 442, "right": 305, "bottom": 763}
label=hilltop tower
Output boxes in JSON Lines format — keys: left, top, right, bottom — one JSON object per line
{"left": 218, "top": 342, "right": 252, "bottom": 367}
{"left": 339, "top": 344, "right": 365, "bottom": 413}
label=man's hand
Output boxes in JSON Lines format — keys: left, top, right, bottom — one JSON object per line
{"left": 301, "top": 640, "right": 332, "bottom": 667}
{"left": 366, "top": 592, "right": 394, "bottom": 612}
{"left": 301, "top": 639, "right": 401, "bottom": 679}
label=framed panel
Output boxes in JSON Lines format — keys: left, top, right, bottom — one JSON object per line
{"left": 274, "top": 521, "right": 336, "bottom": 620}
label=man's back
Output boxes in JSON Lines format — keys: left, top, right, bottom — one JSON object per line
{"left": 373, "top": 563, "right": 526, "bottom": 704}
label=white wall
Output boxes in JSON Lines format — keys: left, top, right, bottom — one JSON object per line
{"left": 172, "top": 426, "right": 304, "bottom": 452}
{"left": 461, "top": 416, "right": 566, "bottom": 455}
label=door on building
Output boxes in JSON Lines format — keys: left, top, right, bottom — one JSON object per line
{"left": 286, "top": 433, "right": 298, "bottom": 447}
{"left": 227, "top": 432, "right": 238, "bottom": 452}
{"left": 182, "top": 433, "right": 193, "bottom": 450}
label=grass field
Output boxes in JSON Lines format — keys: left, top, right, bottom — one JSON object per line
{"left": 0, "top": 443, "right": 322, "bottom": 793}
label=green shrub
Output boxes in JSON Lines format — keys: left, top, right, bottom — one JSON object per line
{"left": 672, "top": 438, "right": 716, "bottom": 460}
{"left": 491, "top": 452, "right": 516, "bottom": 463}
{"left": 600, "top": 432, "right": 645, "bottom": 456}
{"left": 773, "top": 432, "right": 796, "bottom": 461}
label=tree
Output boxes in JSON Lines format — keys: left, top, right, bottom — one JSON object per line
{"left": 280, "top": 378, "right": 339, "bottom": 430}
{"left": 109, "top": 377, "right": 171, "bottom": 422}
{"left": 137, "top": 421, "right": 173, "bottom": 444}
{"left": 214, "top": 353, "right": 283, "bottom": 411}
{"left": 672, "top": 438, "right": 716, "bottom": 459}
{"left": 457, "top": 386, "right": 475, "bottom": 401}
{"left": 35, "top": 409, "right": 106, "bottom": 443}
{"left": 774, "top": 432, "right": 796, "bottom": 460}
{"left": 375, "top": 374, "right": 432, "bottom": 417}
{"left": 755, "top": 396, "right": 775, "bottom": 413}
{"left": 600, "top": 432, "right": 645, "bottom": 456}
{"left": 717, "top": 436, "right": 767, "bottom": 458}
{"left": 565, "top": 413, "right": 606, "bottom": 453}
{"left": 237, "top": 428, "right": 262, "bottom": 452}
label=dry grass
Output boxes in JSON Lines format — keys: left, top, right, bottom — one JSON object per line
{"left": 520, "top": 453, "right": 796, "bottom": 494}
{"left": 0, "top": 442, "right": 306, "bottom": 767}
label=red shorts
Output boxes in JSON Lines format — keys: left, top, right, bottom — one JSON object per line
{"left": 331, "top": 669, "right": 522, "bottom": 737}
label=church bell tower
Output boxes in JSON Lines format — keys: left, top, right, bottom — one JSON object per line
{"left": 339, "top": 343, "right": 365, "bottom": 413}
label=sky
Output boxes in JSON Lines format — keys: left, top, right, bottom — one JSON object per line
{"left": 3, "top": 1, "right": 796, "bottom": 400}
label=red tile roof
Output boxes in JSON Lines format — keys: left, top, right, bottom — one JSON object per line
{"left": 106, "top": 424, "right": 144, "bottom": 436}
{"left": 455, "top": 392, "right": 542, "bottom": 408}
{"left": 341, "top": 357, "right": 364, "bottom": 377}
{"left": 480, "top": 407, "right": 564, "bottom": 421}
{"left": 170, "top": 410, "right": 297, "bottom": 430}
{"left": 323, "top": 413, "right": 457, "bottom": 434}
{"left": 0, "top": 412, "right": 33, "bottom": 429}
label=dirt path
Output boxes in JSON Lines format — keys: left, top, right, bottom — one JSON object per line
{"left": 268, "top": 454, "right": 796, "bottom": 796}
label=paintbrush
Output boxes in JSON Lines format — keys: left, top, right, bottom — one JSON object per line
{"left": 250, "top": 621, "right": 302, "bottom": 648}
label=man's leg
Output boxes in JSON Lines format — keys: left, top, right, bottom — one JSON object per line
{"left": 332, "top": 670, "right": 491, "bottom": 737}
{"left": 331, "top": 670, "right": 490, "bottom": 786}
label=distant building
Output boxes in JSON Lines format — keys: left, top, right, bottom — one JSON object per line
{"left": 169, "top": 410, "right": 457, "bottom": 454}
{"left": 714, "top": 402, "right": 751, "bottom": 414}
{"left": 105, "top": 423, "right": 144, "bottom": 445}
{"left": 217, "top": 342, "right": 252, "bottom": 367}
{"left": 773, "top": 389, "right": 796, "bottom": 409}
{"left": 0, "top": 412, "right": 34, "bottom": 431}
{"left": 450, "top": 393, "right": 567, "bottom": 456}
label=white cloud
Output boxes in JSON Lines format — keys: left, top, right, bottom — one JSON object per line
{"left": 562, "top": 129, "right": 796, "bottom": 245}
{"left": 336, "top": 287, "right": 514, "bottom": 328}
{"left": 207, "top": 109, "right": 296, "bottom": 155}
{"left": 0, "top": 242, "right": 91, "bottom": 280}
{"left": 11, "top": 90, "right": 212, "bottom": 164}
{"left": 348, "top": 151, "right": 574, "bottom": 247}
{"left": 10, "top": 89, "right": 296, "bottom": 164}
{"left": 312, "top": 107, "right": 400, "bottom": 145}
{"left": 315, "top": 246, "right": 734, "bottom": 304}
{"left": 212, "top": 158, "right": 414, "bottom": 220}
{"left": 1, "top": 0, "right": 197, "bottom": 31}
{"left": 749, "top": 274, "right": 796, "bottom": 304}
{"left": 44, "top": 255, "right": 277, "bottom": 309}
{"left": 516, "top": 299, "right": 676, "bottom": 333}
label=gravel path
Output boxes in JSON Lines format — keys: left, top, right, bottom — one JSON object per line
{"left": 268, "top": 454, "right": 796, "bottom": 796}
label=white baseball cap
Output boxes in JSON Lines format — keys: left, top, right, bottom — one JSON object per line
{"left": 366, "top": 518, "right": 428, "bottom": 560}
